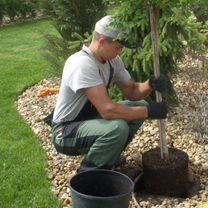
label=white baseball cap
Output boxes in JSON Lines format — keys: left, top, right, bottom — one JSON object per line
{"left": 94, "top": 15, "right": 138, "bottom": 49}
{"left": 95, "top": 15, "right": 120, "bottom": 39}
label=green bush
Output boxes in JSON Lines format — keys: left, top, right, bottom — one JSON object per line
{"left": 5, "top": 0, "right": 18, "bottom": 21}
{"left": 42, "top": 0, "right": 207, "bottom": 103}
{"left": 193, "top": 0, "right": 208, "bottom": 23}
{"left": 0, "top": 0, "right": 6, "bottom": 23}
{"left": 43, "top": 32, "right": 92, "bottom": 76}
{"left": 111, "top": 0, "right": 207, "bottom": 103}
{"left": 1, "top": 0, "right": 40, "bottom": 21}
{"left": 42, "top": 0, "right": 106, "bottom": 75}
{"left": 41, "top": 0, "right": 106, "bottom": 40}
{"left": 19, "top": 0, "right": 38, "bottom": 18}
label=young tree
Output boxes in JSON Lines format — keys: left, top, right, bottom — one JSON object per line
{"left": 111, "top": 0, "right": 206, "bottom": 103}
{"left": 101, "top": 0, "right": 206, "bottom": 159}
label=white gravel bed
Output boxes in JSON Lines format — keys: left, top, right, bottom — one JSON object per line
{"left": 16, "top": 55, "right": 208, "bottom": 208}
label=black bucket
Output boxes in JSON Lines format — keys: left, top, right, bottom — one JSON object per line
{"left": 69, "top": 169, "right": 134, "bottom": 208}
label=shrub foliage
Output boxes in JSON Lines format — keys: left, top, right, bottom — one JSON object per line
{"left": 111, "top": 0, "right": 207, "bottom": 102}
{"left": 42, "top": 0, "right": 106, "bottom": 75}
{"left": 41, "top": 0, "right": 106, "bottom": 40}
{"left": 42, "top": 0, "right": 207, "bottom": 102}
{"left": 0, "top": 0, "right": 40, "bottom": 23}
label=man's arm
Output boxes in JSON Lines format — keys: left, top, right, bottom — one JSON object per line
{"left": 84, "top": 84, "right": 148, "bottom": 121}
{"left": 117, "top": 79, "right": 152, "bottom": 101}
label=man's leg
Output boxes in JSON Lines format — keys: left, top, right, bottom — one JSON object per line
{"left": 52, "top": 119, "right": 130, "bottom": 169}
{"left": 76, "top": 119, "right": 129, "bottom": 168}
{"left": 52, "top": 100, "right": 148, "bottom": 171}
{"left": 118, "top": 100, "right": 148, "bottom": 146}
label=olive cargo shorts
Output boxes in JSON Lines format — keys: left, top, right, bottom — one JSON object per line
{"left": 52, "top": 100, "right": 148, "bottom": 168}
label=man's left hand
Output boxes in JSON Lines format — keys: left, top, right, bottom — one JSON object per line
{"left": 149, "top": 74, "right": 167, "bottom": 92}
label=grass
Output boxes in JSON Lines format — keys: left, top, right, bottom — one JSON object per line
{"left": 0, "top": 19, "right": 62, "bottom": 208}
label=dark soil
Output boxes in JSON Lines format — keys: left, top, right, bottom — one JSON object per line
{"left": 141, "top": 148, "right": 189, "bottom": 197}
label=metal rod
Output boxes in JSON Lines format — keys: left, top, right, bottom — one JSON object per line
{"left": 149, "top": 3, "right": 169, "bottom": 160}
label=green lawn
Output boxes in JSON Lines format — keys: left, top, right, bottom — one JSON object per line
{"left": 0, "top": 19, "right": 62, "bottom": 208}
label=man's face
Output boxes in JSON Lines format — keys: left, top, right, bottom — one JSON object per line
{"left": 100, "top": 38, "right": 123, "bottom": 61}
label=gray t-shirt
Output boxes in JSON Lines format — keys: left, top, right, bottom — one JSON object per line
{"left": 53, "top": 45, "right": 131, "bottom": 123}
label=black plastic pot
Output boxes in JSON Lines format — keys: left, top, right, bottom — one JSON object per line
{"left": 69, "top": 169, "right": 134, "bottom": 208}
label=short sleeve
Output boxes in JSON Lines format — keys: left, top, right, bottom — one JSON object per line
{"left": 111, "top": 56, "right": 131, "bottom": 84}
{"left": 63, "top": 56, "right": 103, "bottom": 93}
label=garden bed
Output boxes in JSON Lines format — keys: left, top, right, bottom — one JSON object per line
{"left": 16, "top": 54, "right": 208, "bottom": 208}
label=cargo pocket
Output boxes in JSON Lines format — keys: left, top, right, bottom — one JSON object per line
{"left": 61, "top": 121, "right": 84, "bottom": 156}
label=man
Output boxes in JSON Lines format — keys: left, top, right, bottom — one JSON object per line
{"left": 52, "top": 15, "right": 167, "bottom": 172}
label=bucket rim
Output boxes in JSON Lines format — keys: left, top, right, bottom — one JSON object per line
{"left": 69, "top": 169, "right": 134, "bottom": 200}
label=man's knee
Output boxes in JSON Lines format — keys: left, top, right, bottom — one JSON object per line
{"left": 138, "top": 100, "right": 149, "bottom": 107}
{"left": 119, "top": 99, "right": 149, "bottom": 107}
{"left": 111, "top": 119, "right": 129, "bottom": 143}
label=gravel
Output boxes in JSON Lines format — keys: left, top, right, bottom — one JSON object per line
{"left": 16, "top": 54, "right": 208, "bottom": 208}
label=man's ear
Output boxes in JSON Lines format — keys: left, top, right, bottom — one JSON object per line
{"left": 98, "top": 37, "right": 106, "bottom": 46}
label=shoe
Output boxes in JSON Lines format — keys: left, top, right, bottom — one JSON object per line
{"left": 77, "top": 159, "right": 112, "bottom": 173}
{"left": 115, "top": 166, "right": 143, "bottom": 181}
{"left": 114, "top": 155, "right": 126, "bottom": 167}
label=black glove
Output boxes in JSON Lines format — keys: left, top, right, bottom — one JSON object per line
{"left": 147, "top": 101, "right": 168, "bottom": 119}
{"left": 149, "top": 74, "right": 167, "bottom": 92}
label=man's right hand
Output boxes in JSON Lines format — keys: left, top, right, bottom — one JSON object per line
{"left": 147, "top": 101, "right": 168, "bottom": 119}
{"left": 149, "top": 74, "right": 167, "bottom": 92}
